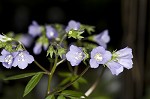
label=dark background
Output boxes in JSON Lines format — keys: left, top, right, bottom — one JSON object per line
{"left": 0, "top": 0, "right": 149, "bottom": 99}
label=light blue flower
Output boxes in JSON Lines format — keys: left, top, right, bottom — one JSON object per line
{"left": 106, "top": 47, "right": 133, "bottom": 75}
{"left": 28, "top": 21, "right": 42, "bottom": 37}
{"left": 66, "top": 45, "right": 85, "bottom": 66}
{"left": 94, "top": 30, "right": 110, "bottom": 48}
{"left": 65, "top": 20, "right": 80, "bottom": 33}
{"left": 0, "top": 49, "right": 17, "bottom": 68}
{"left": 46, "top": 26, "right": 58, "bottom": 39}
{"left": 90, "top": 46, "right": 111, "bottom": 68}
{"left": 12, "top": 50, "right": 34, "bottom": 69}
{"left": 0, "top": 49, "right": 34, "bottom": 69}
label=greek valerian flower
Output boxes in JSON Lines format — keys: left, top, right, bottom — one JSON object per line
{"left": 107, "top": 47, "right": 133, "bottom": 75}
{"left": 90, "top": 46, "right": 111, "bottom": 68}
{"left": 66, "top": 45, "right": 85, "bottom": 66}
{"left": 28, "top": 21, "right": 42, "bottom": 37}
{"left": 46, "top": 25, "right": 58, "bottom": 39}
{"left": 94, "top": 30, "right": 110, "bottom": 48}
{"left": 65, "top": 20, "right": 80, "bottom": 33}
{"left": 12, "top": 50, "right": 34, "bottom": 69}
{"left": 0, "top": 49, "right": 17, "bottom": 68}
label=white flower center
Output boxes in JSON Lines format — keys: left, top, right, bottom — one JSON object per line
{"left": 74, "top": 52, "right": 83, "bottom": 60}
{"left": 94, "top": 53, "right": 103, "bottom": 61}
{"left": 5, "top": 55, "right": 13, "bottom": 65}
{"left": 49, "top": 32, "right": 54, "bottom": 37}
{"left": 18, "top": 52, "right": 25, "bottom": 62}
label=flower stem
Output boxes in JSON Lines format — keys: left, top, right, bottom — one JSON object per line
{"left": 56, "top": 59, "right": 66, "bottom": 66}
{"left": 59, "top": 34, "right": 67, "bottom": 45}
{"left": 34, "top": 61, "right": 49, "bottom": 73}
{"left": 50, "top": 65, "right": 90, "bottom": 95}
{"left": 85, "top": 67, "right": 106, "bottom": 97}
{"left": 47, "top": 55, "right": 58, "bottom": 95}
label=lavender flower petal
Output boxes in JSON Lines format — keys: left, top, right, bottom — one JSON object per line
{"left": 90, "top": 59, "right": 99, "bottom": 68}
{"left": 117, "top": 58, "right": 133, "bottom": 69}
{"left": 107, "top": 61, "right": 124, "bottom": 75}
{"left": 65, "top": 20, "right": 80, "bottom": 32}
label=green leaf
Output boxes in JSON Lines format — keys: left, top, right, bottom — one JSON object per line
{"left": 68, "top": 29, "right": 84, "bottom": 40}
{"left": 23, "top": 72, "right": 43, "bottom": 97}
{"left": 0, "top": 41, "right": 6, "bottom": 48}
{"left": 57, "top": 47, "right": 66, "bottom": 58}
{"left": 58, "top": 72, "right": 72, "bottom": 77}
{"left": 61, "top": 90, "right": 85, "bottom": 98}
{"left": 57, "top": 95, "right": 66, "bottom": 99}
{"left": 81, "top": 25, "right": 95, "bottom": 34}
{"left": 5, "top": 43, "right": 13, "bottom": 52}
{"left": 47, "top": 45, "right": 55, "bottom": 58}
{"left": 4, "top": 72, "right": 37, "bottom": 80}
{"left": 78, "top": 77, "right": 87, "bottom": 84}
{"left": 46, "top": 94, "right": 55, "bottom": 99}
{"left": 72, "top": 81, "right": 79, "bottom": 89}
{"left": 59, "top": 77, "right": 71, "bottom": 86}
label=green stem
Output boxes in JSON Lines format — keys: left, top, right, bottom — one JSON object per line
{"left": 50, "top": 66, "right": 90, "bottom": 95}
{"left": 59, "top": 34, "right": 67, "bottom": 45}
{"left": 74, "top": 66, "right": 78, "bottom": 75}
{"left": 56, "top": 59, "right": 66, "bottom": 66}
{"left": 34, "top": 61, "right": 49, "bottom": 74}
{"left": 67, "top": 62, "right": 74, "bottom": 73}
{"left": 47, "top": 55, "right": 58, "bottom": 95}
{"left": 85, "top": 67, "right": 106, "bottom": 96}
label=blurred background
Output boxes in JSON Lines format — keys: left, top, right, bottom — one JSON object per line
{"left": 0, "top": 0, "right": 149, "bottom": 99}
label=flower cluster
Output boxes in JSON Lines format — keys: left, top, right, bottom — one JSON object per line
{"left": 0, "top": 49, "right": 34, "bottom": 69}
{"left": 0, "top": 19, "right": 134, "bottom": 98}
{"left": 66, "top": 45, "right": 133, "bottom": 75}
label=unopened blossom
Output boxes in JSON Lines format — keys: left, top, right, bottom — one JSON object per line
{"left": 33, "top": 42, "right": 48, "bottom": 55}
{"left": 33, "top": 43, "right": 42, "bottom": 55}
{"left": 28, "top": 21, "right": 42, "bottom": 37}
{"left": 0, "top": 34, "right": 12, "bottom": 42}
{"left": 0, "top": 49, "right": 17, "bottom": 68}
{"left": 65, "top": 20, "right": 80, "bottom": 32}
{"left": 19, "top": 34, "right": 33, "bottom": 47}
{"left": 66, "top": 45, "right": 85, "bottom": 66}
{"left": 90, "top": 46, "right": 111, "bottom": 68}
{"left": 106, "top": 47, "right": 133, "bottom": 75}
{"left": 46, "top": 26, "right": 58, "bottom": 39}
{"left": 12, "top": 50, "right": 34, "bottom": 69}
{"left": 94, "top": 30, "right": 110, "bottom": 48}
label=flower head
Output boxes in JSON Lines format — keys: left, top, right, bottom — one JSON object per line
{"left": 66, "top": 45, "right": 85, "bottom": 66}
{"left": 94, "top": 30, "right": 110, "bottom": 48}
{"left": 90, "top": 46, "right": 111, "bottom": 68}
{"left": 12, "top": 50, "right": 34, "bottom": 69}
{"left": 46, "top": 26, "right": 58, "bottom": 39}
{"left": 0, "top": 49, "right": 17, "bottom": 68}
{"left": 65, "top": 20, "right": 80, "bottom": 33}
{"left": 28, "top": 21, "right": 42, "bottom": 37}
{"left": 106, "top": 47, "right": 133, "bottom": 75}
